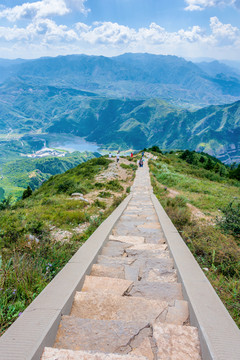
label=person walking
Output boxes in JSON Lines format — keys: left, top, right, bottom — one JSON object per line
{"left": 130, "top": 152, "right": 133, "bottom": 158}
{"left": 116, "top": 154, "right": 120, "bottom": 163}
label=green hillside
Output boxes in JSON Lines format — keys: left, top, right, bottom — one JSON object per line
{"left": 149, "top": 149, "right": 240, "bottom": 327}
{"left": 0, "top": 152, "right": 99, "bottom": 200}
{"left": 0, "top": 155, "right": 136, "bottom": 334}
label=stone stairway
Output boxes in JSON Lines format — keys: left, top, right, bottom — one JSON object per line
{"left": 41, "top": 161, "right": 202, "bottom": 360}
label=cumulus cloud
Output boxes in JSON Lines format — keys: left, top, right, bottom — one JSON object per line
{"left": 210, "top": 16, "right": 240, "bottom": 45}
{"left": 0, "top": 17, "right": 240, "bottom": 59}
{"left": 184, "top": 0, "right": 237, "bottom": 11}
{"left": 0, "top": 0, "right": 89, "bottom": 22}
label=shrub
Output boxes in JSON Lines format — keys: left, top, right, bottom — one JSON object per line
{"left": 22, "top": 186, "right": 32, "bottom": 200}
{"left": 99, "top": 191, "right": 112, "bottom": 198}
{"left": 0, "top": 196, "right": 12, "bottom": 211}
{"left": 150, "top": 145, "right": 162, "bottom": 154}
{"left": 57, "top": 179, "right": 75, "bottom": 193}
{"left": 217, "top": 201, "right": 240, "bottom": 239}
{"left": 94, "top": 199, "right": 106, "bottom": 209}
{"left": 105, "top": 180, "right": 124, "bottom": 192}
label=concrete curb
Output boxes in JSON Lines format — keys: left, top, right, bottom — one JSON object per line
{"left": 151, "top": 193, "right": 240, "bottom": 360}
{"left": 0, "top": 194, "right": 132, "bottom": 360}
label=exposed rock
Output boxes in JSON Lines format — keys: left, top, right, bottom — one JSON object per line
{"left": 71, "top": 192, "right": 84, "bottom": 197}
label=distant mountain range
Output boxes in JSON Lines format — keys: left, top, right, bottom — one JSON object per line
{"left": 1, "top": 53, "right": 240, "bottom": 108}
{"left": 0, "top": 78, "right": 239, "bottom": 164}
{"left": 0, "top": 53, "right": 240, "bottom": 164}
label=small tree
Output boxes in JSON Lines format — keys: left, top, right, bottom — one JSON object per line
{"left": 22, "top": 186, "right": 32, "bottom": 200}
{"left": 205, "top": 158, "right": 214, "bottom": 170}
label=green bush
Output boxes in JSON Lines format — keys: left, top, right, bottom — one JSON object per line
{"left": 99, "top": 191, "right": 112, "bottom": 198}
{"left": 217, "top": 201, "right": 240, "bottom": 239}
{"left": 94, "top": 199, "right": 106, "bottom": 209}
{"left": 22, "top": 186, "right": 32, "bottom": 200}
{"left": 105, "top": 180, "right": 124, "bottom": 192}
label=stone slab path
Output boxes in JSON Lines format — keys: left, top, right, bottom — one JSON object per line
{"left": 41, "top": 161, "right": 202, "bottom": 360}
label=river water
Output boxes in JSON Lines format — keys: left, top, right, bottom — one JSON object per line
{"left": 45, "top": 134, "right": 100, "bottom": 153}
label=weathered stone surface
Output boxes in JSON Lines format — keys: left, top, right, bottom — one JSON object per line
{"left": 146, "top": 269, "right": 177, "bottom": 283}
{"left": 81, "top": 276, "right": 133, "bottom": 296}
{"left": 101, "top": 241, "right": 130, "bottom": 257}
{"left": 141, "top": 258, "right": 174, "bottom": 273}
{"left": 125, "top": 244, "right": 169, "bottom": 259}
{"left": 131, "top": 338, "right": 154, "bottom": 360}
{"left": 97, "top": 255, "right": 136, "bottom": 267}
{"left": 42, "top": 347, "right": 147, "bottom": 360}
{"left": 165, "top": 300, "right": 189, "bottom": 325}
{"left": 153, "top": 323, "right": 201, "bottom": 359}
{"left": 90, "top": 264, "right": 125, "bottom": 279}
{"left": 54, "top": 317, "right": 149, "bottom": 354}
{"left": 145, "top": 236, "right": 166, "bottom": 245}
{"left": 109, "top": 235, "right": 145, "bottom": 245}
{"left": 124, "top": 264, "right": 140, "bottom": 282}
{"left": 70, "top": 292, "right": 168, "bottom": 323}
{"left": 137, "top": 223, "right": 161, "bottom": 229}
{"left": 128, "top": 281, "right": 183, "bottom": 302}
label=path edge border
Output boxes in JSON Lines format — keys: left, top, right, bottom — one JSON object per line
{"left": 151, "top": 193, "right": 240, "bottom": 360}
{"left": 0, "top": 194, "right": 132, "bottom": 360}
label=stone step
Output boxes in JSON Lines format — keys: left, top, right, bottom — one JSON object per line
{"left": 112, "top": 226, "right": 165, "bottom": 244}
{"left": 81, "top": 276, "right": 133, "bottom": 296}
{"left": 153, "top": 323, "right": 201, "bottom": 359}
{"left": 53, "top": 318, "right": 200, "bottom": 359}
{"left": 97, "top": 255, "right": 137, "bottom": 267}
{"left": 54, "top": 318, "right": 152, "bottom": 355}
{"left": 145, "top": 268, "right": 177, "bottom": 283}
{"left": 128, "top": 281, "right": 183, "bottom": 303}
{"left": 101, "top": 242, "right": 170, "bottom": 259}
{"left": 98, "top": 255, "right": 173, "bottom": 271}
{"left": 157, "top": 300, "right": 189, "bottom": 326}
{"left": 70, "top": 292, "right": 169, "bottom": 323}
{"left": 42, "top": 347, "right": 147, "bottom": 360}
{"left": 125, "top": 243, "right": 170, "bottom": 258}
{"left": 96, "top": 256, "right": 176, "bottom": 283}
{"left": 109, "top": 235, "right": 145, "bottom": 245}
{"left": 91, "top": 264, "right": 125, "bottom": 279}
{"left": 101, "top": 241, "right": 131, "bottom": 257}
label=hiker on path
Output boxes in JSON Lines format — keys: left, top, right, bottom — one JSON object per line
{"left": 130, "top": 152, "right": 133, "bottom": 158}
{"left": 116, "top": 154, "right": 120, "bottom": 163}
{"left": 139, "top": 158, "right": 143, "bottom": 167}
{"left": 109, "top": 152, "right": 112, "bottom": 158}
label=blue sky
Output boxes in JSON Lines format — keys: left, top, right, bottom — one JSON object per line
{"left": 0, "top": 0, "right": 240, "bottom": 59}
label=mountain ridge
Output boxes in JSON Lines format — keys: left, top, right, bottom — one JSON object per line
{"left": 1, "top": 53, "right": 240, "bottom": 107}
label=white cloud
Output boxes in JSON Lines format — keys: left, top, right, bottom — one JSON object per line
{"left": 0, "top": 17, "right": 240, "bottom": 60}
{"left": 0, "top": 0, "right": 89, "bottom": 22}
{"left": 210, "top": 16, "right": 240, "bottom": 45}
{"left": 67, "top": 0, "right": 90, "bottom": 15}
{"left": 184, "top": 0, "right": 237, "bottom": 11}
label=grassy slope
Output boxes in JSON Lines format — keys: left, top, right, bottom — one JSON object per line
{"left": 0, "top": 156, "right": 137, "bottom": 334}
{"left": 149, "top": 152, "right": 240, "bottom": 327}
